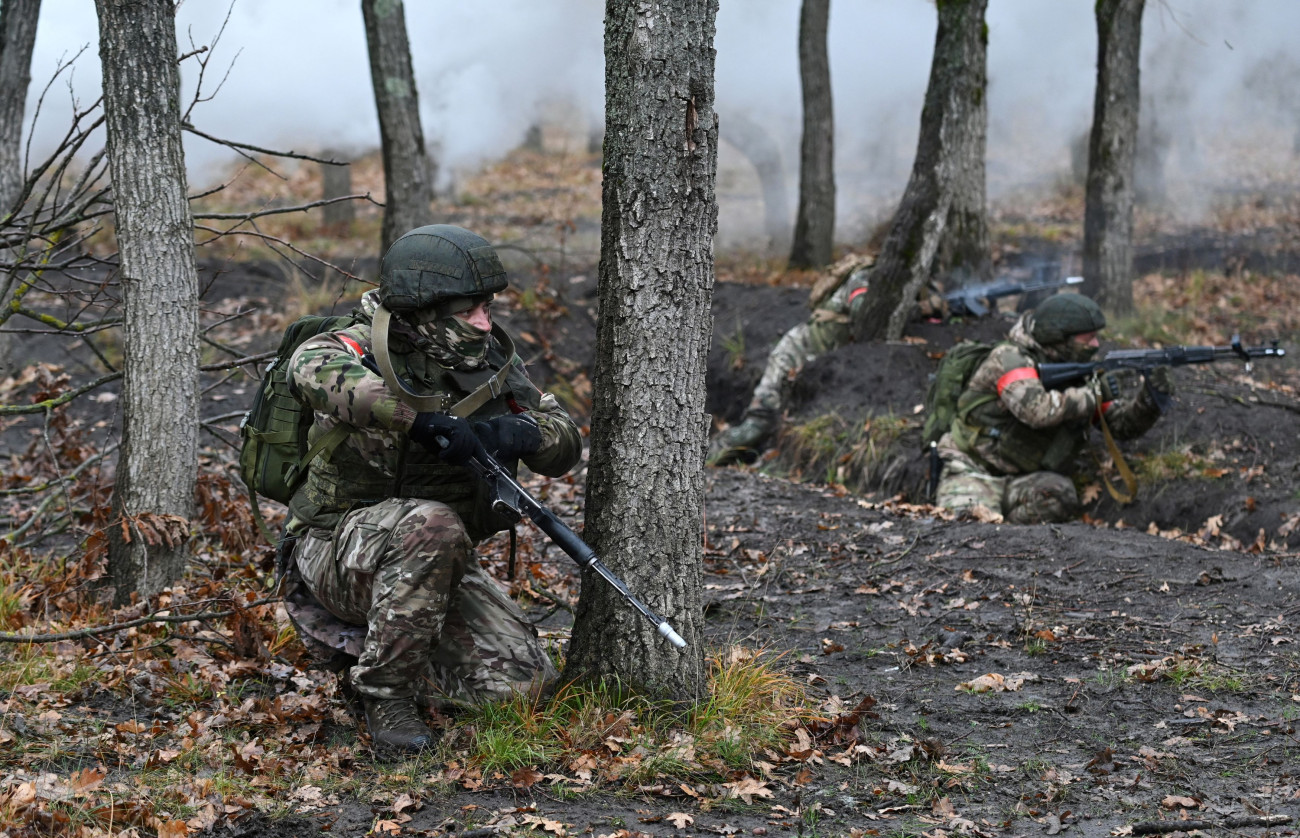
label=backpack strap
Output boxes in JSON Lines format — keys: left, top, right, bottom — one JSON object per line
{"left": 371, "top": 303, "right": 519, "bottom": 418}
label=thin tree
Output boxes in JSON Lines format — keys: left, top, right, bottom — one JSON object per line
{"left": 565, "top": 0, "right": 719, "bottom": 699}
{"left": 720, "top": 110, "right": 790, "bottom": 255}
{"left": 788, "top": 0, "right": 834, "bottom": 270}
{"left": 361, "top": 0, "right": 435, "bottom": 254}
{"left": 1082, "top": 0, "right": 1145, "bottom": 315}
{"left": 95, "top": 0, "right": 200, "bottom": 604}
{"left": 0, "top": 0, "right": 40, "bottom": 215}
{"left": 850, "top": 0, "right": 990, "bottom": 342}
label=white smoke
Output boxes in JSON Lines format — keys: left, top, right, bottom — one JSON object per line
{"left": 23, "top": 0, "right": 1300, "bottom": 250}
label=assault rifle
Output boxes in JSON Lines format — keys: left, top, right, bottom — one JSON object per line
{"left": 1038, "top": 336, "right": 1286, "bottom": 412}
{"left": 454, "top": 440, "right": 688, "bottom": 650}
{"left": 946, "top": 274, "right": 1084, "bottom": 318}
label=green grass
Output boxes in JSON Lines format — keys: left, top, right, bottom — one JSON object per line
{"left": 770, "top": 411, "right": 912, "bottom": 491}
{"left": 444, "top": 646, "right": 811, "bottom": 784}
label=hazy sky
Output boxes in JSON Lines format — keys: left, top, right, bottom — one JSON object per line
{"left": 23, "top": 0, "right": 1300, "bottom": 240}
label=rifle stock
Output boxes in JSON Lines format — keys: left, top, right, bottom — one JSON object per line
{"left": 456, "top": 440, "right": 688, "bottom": 650}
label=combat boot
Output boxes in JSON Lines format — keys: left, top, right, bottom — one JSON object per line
{"left": 707, "top": 414, "right": 776, "bottom": 466}
{"left": 362, "top": 697, "right": 437, "bottom": 755}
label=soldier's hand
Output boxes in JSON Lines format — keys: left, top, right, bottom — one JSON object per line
{"left": 474, "top": 414, "right": 541, "bottom": 460}
{"left": 1145, "top": 365, "right": 1175, "bottom": 397}
{"left": 1098, "top": 372, "right": 1123, "bottom": 403}
{"left": 409, "top": 412, "right": 477, "bottom": 465}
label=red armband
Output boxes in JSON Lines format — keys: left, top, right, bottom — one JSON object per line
{"left": 996, "top": 366, "right": 1038, "bottom": 397}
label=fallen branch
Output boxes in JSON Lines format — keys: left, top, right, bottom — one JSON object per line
{"left": 0, "top": 596, "right": 281, "bottom": 644}
{"left": 1130, "top": 814, "right": 1291, "bottom": 835}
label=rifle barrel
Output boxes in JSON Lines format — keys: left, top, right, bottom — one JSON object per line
{"left": 468, "top": 447, "right": 688, "bottom": 650}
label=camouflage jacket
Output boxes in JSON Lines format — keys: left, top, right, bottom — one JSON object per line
{"left": 285, "top": 291, "right": 582, "bottom": 540}
{"left": 951, "top": 314, "right": 1161, "bottom": 476}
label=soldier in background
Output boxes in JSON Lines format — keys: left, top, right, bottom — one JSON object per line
{"left": 281, "top": 225, "right": 582, "bottom": 755}
{"left": 935, "top": 293, "right": 1172, "bottom": 523}
{"left": 708, "top": 253, "right": 944, "bottom": 466}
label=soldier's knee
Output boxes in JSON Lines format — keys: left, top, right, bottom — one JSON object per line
{"left": 384, "top": 502, "right": 474, "bottom": 576}
{"left": 1004, "top": 473, "right": 1079, "bottom": 524}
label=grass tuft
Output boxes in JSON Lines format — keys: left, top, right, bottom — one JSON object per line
{"left": 448, "top": 646, "right": 811, "bottom": 784}
{"left": 770, "top": 411, "right": 911, "bottom": 491}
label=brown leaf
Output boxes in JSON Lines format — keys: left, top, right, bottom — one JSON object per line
{"left": 511, "top": 767, "right": 544, "bottom": 789}
{"left": 723, "top": 776, "right": 774, "bottom": 804}
{"left": 69, "top": 766, "right": 107, "bottom": 793}
{"left": 666, "top": 812, "right": 693, "bottom": 829}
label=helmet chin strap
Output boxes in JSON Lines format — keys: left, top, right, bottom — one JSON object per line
{"left": 371, "top": 303, "right": 519, "bottom": 417}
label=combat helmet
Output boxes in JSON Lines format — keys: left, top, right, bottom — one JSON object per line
{"left": 379, "top": 224, "right": 508, "bottom": 319}
{"left": 1031, "top": 293, "right": 1105, "bottom": 346}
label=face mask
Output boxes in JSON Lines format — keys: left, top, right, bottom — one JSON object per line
{"left": 416, "top": 314, "right": 490, "bottom": 370}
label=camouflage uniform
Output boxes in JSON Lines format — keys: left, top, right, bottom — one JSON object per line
{"left": 708, "top": 255, "right": 945, "bottom": 466}
{"left": 708, "top": 258, "right": 871, "bottom": 465}
{"left": 283, "top": 290, "right": 581, "bottom": 709}
{"left": 935, "top": 312, "right": 1163, "bottom": 523}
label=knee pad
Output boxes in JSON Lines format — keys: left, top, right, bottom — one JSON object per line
{"left": 1004, "top": 472, "right": 1079, "bottom": 524}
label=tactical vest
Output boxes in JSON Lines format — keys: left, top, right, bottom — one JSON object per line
{"left": 950, "top": 343, "right": 1090, "bottom": 476}
{"left": 287, "top": 322, "right": 539, "bottom": 541}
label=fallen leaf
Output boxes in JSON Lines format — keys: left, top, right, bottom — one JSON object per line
{"left": 70, "top": 766, "right": 107, "bottom": 793}
{"left": 1161, "top": 795, "right": 1199, "bottom": 810}
{"left": 723, "top": 776, "right": 773, "bottom": 804}
{"left": 522, "top": 814, "right": 568, "bottom": 836}
{"left": 666, "top": 812, "right": 693, "bottom": 829}
{"left": 512, "top": 767, "right": 544, "bottom": 789}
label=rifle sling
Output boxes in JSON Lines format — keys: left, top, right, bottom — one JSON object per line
{"left": 1093, "top": 407, "right": 1138, "bottom": 504}
{"left": 372, "top": 304, "right": 518, "bottom": 418}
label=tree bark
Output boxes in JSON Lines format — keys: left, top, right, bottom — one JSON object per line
{"left": 788, "top": 0, "right": 835, "bottom": 270}
{"left": 850, "top": 0, "right": 990, "bottom": 342}
{"left": 565, "top": 0, "right": 718, "bottom": 700}
{"left": 719, "top": 110, "right": 790, "bottom": 255}
{"left": 320, "top": 151, "right": 356, "bottom": 229}
{"left": 95, "top": 0, "right": 200, "bottom": 605}
{"left": 361, "top": 0, "right": 435, "bottom": 255}
{"left": 1083, "top": 0, "right": 1144, "bottom": 315}
{"left": 0, "top": 0, "right": 40, "bottom": 216}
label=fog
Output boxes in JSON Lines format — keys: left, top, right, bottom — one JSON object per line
{"left": 23, "top": 0, "right": 1300, "bottom": 248}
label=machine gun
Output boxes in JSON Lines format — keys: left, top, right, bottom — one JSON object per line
{"left": 1038, "top": 336, "right": 1286, "bottom": 412}
{"left": 456, "top": 440, "right": 688, "bottom": 650}
{"left": 945, "top": 274, "right": 1084, "bottom": 318}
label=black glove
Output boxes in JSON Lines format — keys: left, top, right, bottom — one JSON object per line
{"left": 408, "top": 412, "right": 477, "bottom": 465}
{"left": 1145, "top": 365, "right": 1175, "bottom": 397}
{"left": 473, "top": 414, "right": 541, "bottom": 460}
{"left": 1098, "top": 372, "right": 1123, "bottom": 402}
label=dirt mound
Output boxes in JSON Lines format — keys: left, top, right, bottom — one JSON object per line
{"left": 702, "top": 282, "right": 1300, "bottom": 550}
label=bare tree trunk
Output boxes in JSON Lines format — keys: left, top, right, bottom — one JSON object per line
{"left": 95, "top": 0, "right": 199, "bottom": 605}
{"left": 720, "top": 110, "right": 790, "bottom": 255}
{"left": 565, "top": 0, "right": 718, "bottom": 700}
{"left": 361, "top": 0, "right": 435, "bottom": 254}
{"left": 0, "top": 0, "right": 40, "bottom": 382}
{"left": 788, "top": 0, "right": 834, "bottom": 270}
{"left": 320, "top": 151, "right": 355, "bottom": 230}
{"left": 850, "top": 0, "right": 990, "bottom": 342}
{"left": 1083, "top": 0, "right": 1144, "bottom": 315}
{"left": 0, "top": 0, "right": 40, "bottom": 215}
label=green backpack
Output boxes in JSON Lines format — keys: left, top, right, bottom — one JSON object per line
{"left": 239, "top": 314, "right": 356, "bottom": 522}
{"left": 919, "top": 341, "right": 994, "bottom": 450}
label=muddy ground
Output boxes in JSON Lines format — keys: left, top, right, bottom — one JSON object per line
{"left": 194, "top": 249, "right": 1299, "bottom": 837}
{"left": 3, "top": 246, "right": 1299, "bottom": 838}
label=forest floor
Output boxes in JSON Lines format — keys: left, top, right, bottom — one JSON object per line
{"left": 1, "top": 148, "right": 1299, "bottom": 838}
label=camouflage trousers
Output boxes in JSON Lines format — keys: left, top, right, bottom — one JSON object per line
{"left": 288, "top": 497, "right": 557, "bottom": 708}
{"left": 745, "top": 272, "right": 862, "bottom": 422}
{"left": 935, "top": 442, "right": 1080, "bottom": 524}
